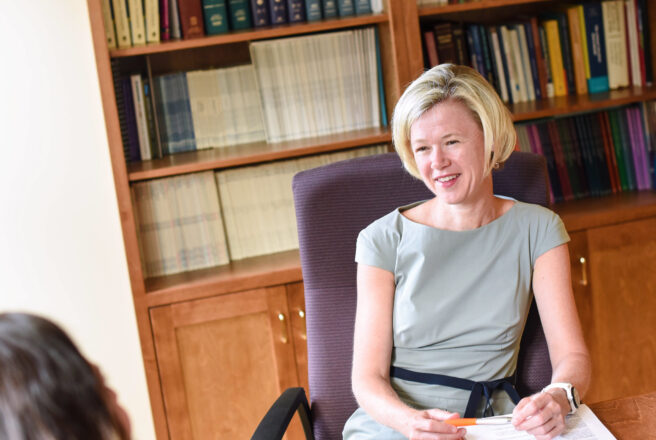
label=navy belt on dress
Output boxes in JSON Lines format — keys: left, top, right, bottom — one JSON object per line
{"left": 390, "top": 366, "right": 521, "bottom": 418}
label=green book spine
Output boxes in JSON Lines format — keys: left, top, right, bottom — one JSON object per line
{"left": 375, "top": 27, "right": 387, "bottom": 127}
{"left": 336, "top": 0, "right": 354, "bottom": 16}
{"left": 354, "top": 0, "right": 370, "bottom": 14}
{"left": 617, "top": 108, "right": 637, "bottom": 190}
{"left": 228, "top": 0, "right": 252, "bottom": 29}
{"left": 321, "top": 0, "right": 337, "bottom": 18}
{"left": 203, "top": 0, "right": 229, "bottom": 34}
{"left": 305, "top": 0, "right": 321, "bottom": 20}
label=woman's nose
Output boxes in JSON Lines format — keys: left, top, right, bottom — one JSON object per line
{"left": 430, "top": 147, "right": 449, "bottom": 169}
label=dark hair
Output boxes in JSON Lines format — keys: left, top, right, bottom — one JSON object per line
{"left": 0, "top": 313, "right": 130, "bottom": 440}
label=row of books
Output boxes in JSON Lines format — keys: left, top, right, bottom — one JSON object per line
{"left": 115, "top": 27, "right": 386, "bottom": 161}
{"left": 422, "top": 0, "right": 652, "bottom": 104}
{"left": 103, "top": 0, "right": 383, "bottom": 49}
{"left": 131, "top": 144, "right": 387, "bottom": 277}
{"left": 516, "top": 101, "right": 656, "bottom": 203}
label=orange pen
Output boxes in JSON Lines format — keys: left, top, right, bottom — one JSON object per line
{"left": 445, "top": 415, "right": 513, "bottom": 426}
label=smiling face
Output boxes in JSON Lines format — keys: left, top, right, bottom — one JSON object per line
{"left": 410, "top": 99, "right": 492, "bottom": 207}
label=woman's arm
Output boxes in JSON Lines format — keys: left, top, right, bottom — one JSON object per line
{"left": 512, "top": 243, "right": 592, "bottom": 439}
{"left": 351, "top": 263, "right": 465, "bottom": 439}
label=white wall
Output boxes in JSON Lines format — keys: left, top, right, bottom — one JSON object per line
{"left": 0, "top": 1, "right": 156, "bottom": 439}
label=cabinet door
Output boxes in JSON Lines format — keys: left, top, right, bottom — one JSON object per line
{"left": 150, "top": 286, "right": 300, "bottom": 439}
{"left": 287, "top": 282, "right": 309, "bottom": 394}
{"left": 586, "top": 217, "right": 656, "bottom": 402}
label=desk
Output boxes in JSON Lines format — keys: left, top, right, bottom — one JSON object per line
{"left": 588, "top": 392, "right": 656, "bottom": 439}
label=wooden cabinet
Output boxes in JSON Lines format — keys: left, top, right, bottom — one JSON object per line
{"left": 150, "top": 283, "right": 308, "bottom": 439}
{"left": 559, "top": 193, "right": 656, "bottom": 404}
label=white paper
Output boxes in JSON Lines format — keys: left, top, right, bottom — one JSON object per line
{"left": 465, "top": 405, "right": 616, "bottom": 440}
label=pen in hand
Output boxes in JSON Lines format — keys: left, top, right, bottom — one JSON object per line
{"left": 445, "top": 415, "right": 513, "bottom": 427}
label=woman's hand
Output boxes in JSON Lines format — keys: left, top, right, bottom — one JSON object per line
{"left": 404, "top": 409, "right": 466, "bottom": 440}
{"left": 511, "top": 390, "right": 570, "bottom": 439}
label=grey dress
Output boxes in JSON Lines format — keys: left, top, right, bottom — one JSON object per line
{"left": 342, "top": 198, "right": 570, "bottom": 439}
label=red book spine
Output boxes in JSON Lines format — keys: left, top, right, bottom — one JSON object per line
{"left": 177, "top": 0, "right": 205, "bottom": 38}
{"left": 160, "top": 0, "right": 170, "bottom": 40}
{"left": 547, "top": 120, "right": 574, "bottom": 201}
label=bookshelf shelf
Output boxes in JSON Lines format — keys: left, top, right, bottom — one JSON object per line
{"left": 109, "top": 13, "right": 388, "bottom": 58}
{"left": 418, "top": 0, "right": 553, "bottom": 17}
{"left": 510, "top": 86, "right": 656, "bottom": 122}
{"left": 144, "top": 249, "right": 302, "bottom": 307}
{"left": 127, "top": 127, "right": 391, "bottom": 181}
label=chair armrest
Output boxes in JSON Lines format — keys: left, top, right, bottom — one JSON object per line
{"left": 251, "top": 387, "right": 314, "bottom": 440}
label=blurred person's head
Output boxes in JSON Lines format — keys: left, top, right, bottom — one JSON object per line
{"left": 0, "top": 312, "right": 131, "bottom": 440}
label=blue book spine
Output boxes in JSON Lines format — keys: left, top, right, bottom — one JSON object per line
{"left": 250, "top": 0, "right": 270, "bottom": 26}
{"left": 467, "top": 24, "right": 485, "bottom": 78}
{"left": 478, "top": 24, "right": 496, "bottom": 91}
{"left": 522, "top": 20, "right": 542, "bottom": 100}
{"left": 321, "top": 0, "right": 338, "bottom": 18}
{"left": 583, "top": 2, "right": 609, "bottom": 93}
{"left": 304, "top": 0, "right": 321, "bottom": 21}
{"left": 375, "top": 27, "right": 387, "bottom": 127}
{"left": 336, "top": 0, "right": 354, "bottom": 16}
{"left": 202, "top": 0, "right": 229, "bottom": 35}
{"left": 287, "top": 0, "right": 305, "bottom": 23}
{"left": 354, "top": 0, "right": 371, "bottom": 15}
{"left": 269, "top": 0, "right": 288, "bottom": 24}
{"left": 555, "top": 13, "right": 576, "bottom": 95}
{"left": 228, "top": 0, "right": 253, "bottom": 30}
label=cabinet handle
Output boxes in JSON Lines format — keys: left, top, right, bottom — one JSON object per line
{"left": 298, "top": 309, "right": 307, "bottom": 340}
{"left": 277, "top": 313, "right": 289, "bottom": 344}
{"left": 579, "top": 257, "right": 588, "bottom": 286}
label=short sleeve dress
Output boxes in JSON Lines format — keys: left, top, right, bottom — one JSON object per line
{"left": 342, "top": 198, "right": 570, "bottom": 439}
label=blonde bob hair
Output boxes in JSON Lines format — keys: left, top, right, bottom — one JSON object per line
{"left": 392, "top": 64, "right": 516, "bottom": 179}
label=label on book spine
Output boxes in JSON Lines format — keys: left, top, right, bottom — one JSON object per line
{"left": 203, "top": 0, "right": 229, "bottom": 34}
{"left": 287, "top": 0, "right": 305, "bottom": 22}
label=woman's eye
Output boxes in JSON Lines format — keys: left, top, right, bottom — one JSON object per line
{"left": 414, "top": 146, "right": 428, "bottom": 153}
{"left": 446, "top": 139, "right": 459, "bottom": 146}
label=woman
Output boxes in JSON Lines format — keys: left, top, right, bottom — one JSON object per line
{"left": 0, "top": 312, "right": 131, "bottom": 440}
{"left": 343, "top": 64, "right": 590, "bottom": 439}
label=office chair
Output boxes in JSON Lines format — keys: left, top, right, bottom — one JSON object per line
{"left": 252, "top": 151, "right": 553, "bottom": 440}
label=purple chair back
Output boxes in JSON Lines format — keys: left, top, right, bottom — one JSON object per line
{"left": 291, "top": 151, "right": 552, "bottom": 440}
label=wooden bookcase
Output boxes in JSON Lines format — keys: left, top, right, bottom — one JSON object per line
{"left": 86, "top": 0, "right": 656, "bottom": 438}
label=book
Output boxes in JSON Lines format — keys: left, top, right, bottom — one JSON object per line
{"left": 607, "top": 110, "right": 629, "bottom": 190}
{"left": 142, "top": 79, "right": 162, "bottom": 158}
{"left": 250, "top": 0, "right": 270, "bottom": 26}
{"left": 423, "top": 30, "right": 439, "bottom": 68}
{"left": 160, "top": 0, "right": 170, "bottom": 40}
{"left": 452, "top": 23, "right": 469, "bottom": 66}
{"left": 466, "top": 25, "right": 484, "bottom": 76}
{"left": 554, "top": 11, "right": 576, "bottom": 95}
{"left": 624, "top": 0, "right": 643, "bottom": 86}
{"left": 548, "top": 119, "right": 574, "bottom": 200}
{"left": 538, "top": 24, "right": 556, "bottom": 97}
{"left": 101, "top": 0, "right": 118, "bottom": 49}
{"left": 515, "top": 23, "right": 536, "bottom": 101}
{"left": 477, "top": 25, "right": 497, "bottom": 90}
{"left": 434, "top": 22, "right": 457, "bottom": 65}
{"left": 536, "top": 121, "right": 564, "bottom": 202}
{"left": 336, "top": 0, "right": 355, "bottom": 16}
{"left": 582, "top": 2, "right": 610, "bottom": 92}
{"left": 169, "top": 0, "right": 182, "bottom": 38}
{"left": 542, "top": 19, "right": 568, "bottom": 96}
{"left": 566, "top": 5, "right": 588, "bottom": 94}
{"left": 228, "top": 0, "right": 253, "bottom": 29}
{"left": 116, "top": 76, "right": 141, "bottom": 162}
{"left": 602, "top": 0, "right": 630, "bottom": 89}
{"left": 522, "top": 19, "right": 543, "bottom": 100}
{"left": 111, "top": 0, "right": 132, "bottom": 48}
{"left": 127, "top": 0, "right": 147, "bottom": 45}
{"left": 153, "top": 72, "right": 197, "bottom": 154}
{"left": 499, "top": 25, "right": 521, "bottom": 103}
{"left": 321, "top": 0, "right": 338, "bottom": 18}
{"left": 269, "top": 0, "right": 288, "bottom": 24}
{"left": 177, "top": 0, "right": 205, "bottom": 38}
{"left": 203, "top": 0, "right": 229, "bottom": 34}
{"left": 286, "top": 0, "right": 305, "bottom": 23}
{"left": 488, "top": 26, "right": 509, "bottom": 103}
{"left": 144, "top": 0, "right": 160, "bottom": 42}
{"left": 636, "top": 0, "right": 652, "bottom": 84}
{"left": 598, "top": 111, "right": 621, "bottom": 193}
{"left": 304, "top": 0, "right": 321, "bottom": 21}
{"left": 354, "top": 0, "right": 371, "bottom": 15}
{"left": 130, "top": 74, "right": 152, "bottom": 160}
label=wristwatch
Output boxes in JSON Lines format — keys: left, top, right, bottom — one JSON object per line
{"left": 542, "top": 383, "right": 581, "bottom": 414}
